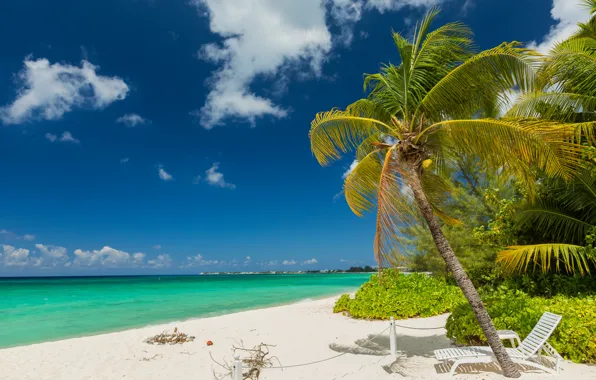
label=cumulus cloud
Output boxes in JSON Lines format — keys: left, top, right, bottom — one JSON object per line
{"left": 152, "top": 244, "right": 162, "bottom": 250}
{"left": 339, "top": 258, "right": 349, "bottom": 263}
{"left": 303, "top": 258, "right": 319, "bottom": 265}
{"left": 244, "top": 256, "right": 251, "bottom": 266}
{"left": 0, "top": 58, "right": 128, "bottom": 125}
{"left": 158, "top": 166, "right": 173, "bottom": 181}
{"left": 2, "top": 245, "right": 31, "bottom": 267}
{"left": 190, "top": 0, "right": 331, "bottom": 128}
{"left": 116, "top": 113, "right": 148, "bottom": 127}
{"left": 282, "top": 259, "right": 297, "bottom": 265}
{"left": 528, "top": 0, "right": 590, "bottom": 53}
{"left": 148, "top": 254, "right": 172, "bottom": 268}
{"left": 35, "top": 244, "right": 67, "bottom": 259}
{"left": 22, "top": 234, "right": 35, "bottom": 241}
{"left": 45, "top": 133, "right": 57, "bottom": 142}
{"left": 120, "top": 157, "right": 130, "bottom": 163}
{"left": 133, "top": 252, "right": 146, "bottom": 265}
{"left": 74, "top": 246, "right": 141, "bottom": 267}
{"left": 190, "top": 0, "right": 445, "bottom": 129}
{"left": 204, "top": 162, "right": 235, "bottom": 189}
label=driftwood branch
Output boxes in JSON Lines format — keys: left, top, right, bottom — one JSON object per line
{"left": 144, "top": 327, "right": 195, "bottom": 345}
{"left": 211, "top": 342, "right": 280, "bottom": 380}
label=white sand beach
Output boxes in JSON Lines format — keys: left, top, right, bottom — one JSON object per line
{"left": 1, "top": 295, "right": 594, "bottom": 380}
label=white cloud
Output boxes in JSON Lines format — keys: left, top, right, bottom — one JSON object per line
{"left": 244, "top": 256, "right": 251, "bottom": 265}
{"left": 204, "top": 162, "right": 235, "bottom": 189}
{"left": 185, "top": 253, "right": 220, "bottom": 266}
{"left": 365, "top": 0, "right": 445, "bottom": 12}
{"left": 528, "top": 0, "right": 589, "bottom": 54}
{"left": 339, "top": 258, "right": 349, "bottom": 263}
{"left": 35, "top": 244, "right": 67, "bottom": 259}
{"left": 59, "top": 131, "right": 80, "bottom": 144}
{"left": 116, "top": 113, "right": 148, "bottom": 127}
{"left": 120, "top": 157, "right": 130, "bottom": 163}
{"left": 2, "top": 245, "right": 31, "bottom": 267}
{"left": 0, "top": 58, "right": 128, "bottom": 125}
{"left": 190, "top": 0, "right": 331, "bottom": 128}
{"left": 0, "top": 229, "right": 35, "bottom": 241}
{"left": 45, "top": 131, "right": 80, "bottom": 144}
{"left": 303, "top": 258, "right": 319, "bottom": 265}
{"left": 148, "top": 254, "right": 172, "bottom": 268}
{"left": 190, "top": 0, "right": 447, "bottom": 129}
{"left": 74, "top": 246, "right": 137, "bottom": 267}
{"left": 133, "top": 252, "right": 146, "bottom": 264}
{"left": 152, "top": 244, "right": 162, "bottom": 250}
{"left": 342, "top": 159, "right": 358, "bottom": 179}
{"left": 282, "top": 259, "right": 297, "bottom": 265}
{"left": 158, "top": 166, "right": 173, "bottom": 181}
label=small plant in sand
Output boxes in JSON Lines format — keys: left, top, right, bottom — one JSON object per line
{"left": 211, "top": 342, "right": 279, "bottom": 380}
{"left": 144, "top": 327, "right": 195, "bottom": 345}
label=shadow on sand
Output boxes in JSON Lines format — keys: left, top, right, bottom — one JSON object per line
{"left": 329, "top": 330, "right": 559, "bottom": 377}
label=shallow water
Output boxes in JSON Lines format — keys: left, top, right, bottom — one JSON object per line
{"left": 0, "top": 273, "right": 370, "bottom": 348}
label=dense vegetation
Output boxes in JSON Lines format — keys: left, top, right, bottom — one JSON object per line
{"left": 334, "top": 270, "right": 464, "bottom": 319}
{"left": 446, "top": 290, "right": 596, "bottom": 363}
{"left": 317, "top": 2, "right": 596, "bottom": 371}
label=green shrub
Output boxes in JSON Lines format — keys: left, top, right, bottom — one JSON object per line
{"left": 333, "top": 294, "right": 351, "bottom": 313}
{"left": 446, "top": 289, "right": 596, "bottom": 363}
{"left": 333, "top": 269, "right": 465, "bottom": 319}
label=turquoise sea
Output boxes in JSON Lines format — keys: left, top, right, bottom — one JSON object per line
{"left": 0, "top": 273, "right": 371, "bottom": 349}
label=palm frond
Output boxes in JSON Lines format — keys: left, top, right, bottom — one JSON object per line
{"left": 344, "top": 150, "right": 386, "bottom": 216}
{"left": 372, "top": 148, "right": 420, "bottom": 267}
{"left": 517, "top": 204, "right": 593, "bottom": 245}
{"left": 309, "top": 101, "right": 396, "bottom": 165}
{"left": 507, "top": 92, "right": 596, "bottom": 121}
{"left": 541, "top": 38, "right": 596, "bottom": 96}
{"left": 416, "top": 42, "right": 538, "bottom": 122}
{"left": 498, "top": 244, "right": 592, "bottom": 275}
{"left": 420, "top": 119, "right": 584, "bottom": 188}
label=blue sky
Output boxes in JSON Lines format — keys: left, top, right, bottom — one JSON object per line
{"left": 0, "top": 0, "right": 587, "bottom": 276}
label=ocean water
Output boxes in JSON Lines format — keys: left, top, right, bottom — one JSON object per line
{"left": 0, "top": 273, "right": 371, "bottom": 348}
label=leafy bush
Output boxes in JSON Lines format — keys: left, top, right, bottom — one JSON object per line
{"left": 333, "top": 269, "right": 465, "bottom": 319}
{"left": 333, "top": 294, "right": 351, "bottom": 313}
{"left": 446, "top": 289, "right": 596, "bottom": 363}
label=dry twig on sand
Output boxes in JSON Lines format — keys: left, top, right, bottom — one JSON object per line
{"left": 211, "top": 341, "right": 280, "bottom": 380}
{"left": 144, "top": 327, "right": 195, "bottom": 345}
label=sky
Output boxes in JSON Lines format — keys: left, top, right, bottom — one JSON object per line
{"left": 0, "top": 0, "right": 590, "bottom": 276}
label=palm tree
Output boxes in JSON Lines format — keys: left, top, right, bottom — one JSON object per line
{"left": 498, "top": 1, "right": 596, "bottom": 274}
{"left": 309, "top": 9, "right": 583, "bottom": 378}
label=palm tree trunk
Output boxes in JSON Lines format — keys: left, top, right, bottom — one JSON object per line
{"left": 406, "top": 164, "right": 520, "bottom": 378}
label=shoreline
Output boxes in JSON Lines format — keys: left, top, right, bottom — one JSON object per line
{"left": 3, "top": 295, "right": 595, "bottom": 379}
{"left": 0, "top": 290, "right": 358, "bottom": 350}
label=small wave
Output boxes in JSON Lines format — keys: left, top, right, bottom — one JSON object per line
{"left": 293, "top": 298, "right": 313, "bottom": 304}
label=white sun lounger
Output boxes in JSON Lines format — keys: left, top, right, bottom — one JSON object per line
{"left": 434, "top": 312, "right": 563, "bottom": 376}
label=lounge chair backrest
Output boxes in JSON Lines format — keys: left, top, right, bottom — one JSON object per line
{"left": 517, "top": 312, "right": 562, "bottom": 357}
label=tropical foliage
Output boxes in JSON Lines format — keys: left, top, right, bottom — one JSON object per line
{"left": 496, "top": 3, "right": 596, "bottom": 274}
{"left": 310, "top": 8, "right": 588, "bottom": 376}
{"left": 333, "top": 270, "right": 464, "bottom": 319}
{"left": 446, "top": 289, "right": 596, "bottom": 364}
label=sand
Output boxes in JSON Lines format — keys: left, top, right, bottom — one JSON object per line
{"left": 1, "top": 295, "right": 594, "bottom": 380}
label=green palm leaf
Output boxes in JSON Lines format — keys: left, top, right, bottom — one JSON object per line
{"left": 498, "top": 244, "right": 592, "bottom": 275}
